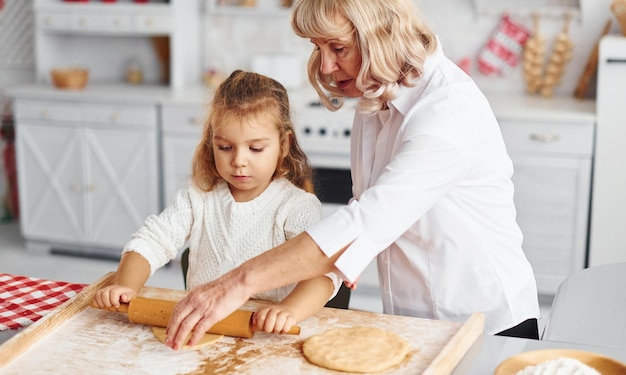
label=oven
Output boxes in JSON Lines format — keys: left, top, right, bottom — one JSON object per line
{"left": 292, "top": 97, "right": 354, "bottom": 217}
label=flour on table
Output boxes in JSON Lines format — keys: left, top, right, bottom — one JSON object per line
{"left": 151, "top": 326, "right": 223, "bottom": 349}
{"left": 302, "top": 326, "right": 411, "bottom": 373}
{"left": 516, "top": 357, "right": 601, "bottom": 375}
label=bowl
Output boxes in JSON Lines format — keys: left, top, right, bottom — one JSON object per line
{"left": 50, "top": 67, "right": 89, "bottom": 90}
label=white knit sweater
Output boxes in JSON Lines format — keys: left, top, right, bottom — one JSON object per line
{"left": 123, "top": 178, "right": 341, "bottom": 303}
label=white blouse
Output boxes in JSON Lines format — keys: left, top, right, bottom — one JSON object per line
{"left": 307, "top": 44, "right": 540, "bottom": 334}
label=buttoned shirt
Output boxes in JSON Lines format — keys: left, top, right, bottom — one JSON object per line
{"left": 307, "top": 43, "right": 540, "bottom": 334}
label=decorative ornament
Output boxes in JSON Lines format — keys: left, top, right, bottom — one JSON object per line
{"left": 477, "top": 14, "right": 531, "bottom": 76}
{"left": 523, "top": 13, "right": 546, "bottom": 94}
{"left": 539, "top": 13, "right": 574, "bottom": 97}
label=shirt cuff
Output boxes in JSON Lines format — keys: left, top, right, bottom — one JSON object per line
{"left": 306, "top": 203, "right": 377, "bottom": 283}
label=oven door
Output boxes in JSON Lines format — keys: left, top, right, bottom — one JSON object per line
{"left": 313, "top": 166, "right": 352, "bottom": 217}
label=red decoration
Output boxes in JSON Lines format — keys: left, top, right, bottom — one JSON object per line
{"left": 477, "top": 14, "right": 531, "bottom": 76}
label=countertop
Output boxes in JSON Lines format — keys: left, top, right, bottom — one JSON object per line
{"left": 7, "top": 83, "right": 597, "bottom": 123}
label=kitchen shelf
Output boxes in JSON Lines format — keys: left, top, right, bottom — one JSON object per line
{"left": 471, "top": 0, "right": 581, "bottom": 21}
{"left": 206, "top": 0, "right": 291, "bottom": 17}
{"left": 35, "top": 1, "right": 174, "bottom": 36}
{"left": 33, "top": 0, "right": 202, "bottom": 89}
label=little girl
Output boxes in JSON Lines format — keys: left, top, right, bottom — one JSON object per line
{"left": 93, "top": 70, "right": 341, "bottom": 335}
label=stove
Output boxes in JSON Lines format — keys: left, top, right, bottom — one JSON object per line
{"left": 291, "top": 93, "right": 356, "bottom": 216}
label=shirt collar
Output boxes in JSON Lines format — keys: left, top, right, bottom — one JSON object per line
{"left": 387, "top": 37, "right": 444, "bottom": 117}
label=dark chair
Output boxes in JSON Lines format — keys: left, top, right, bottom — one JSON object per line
{"left": 181, "top": 248, "right": 190, "bottom": 289}
{"left": 180, "top": 248, "right": 351, "bottom": 309}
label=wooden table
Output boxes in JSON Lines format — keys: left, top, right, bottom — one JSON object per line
{"left": 0, "top": 273, "right": 483, "bottom": 374}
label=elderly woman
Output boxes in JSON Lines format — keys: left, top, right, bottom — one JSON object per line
{"left": 165, "top": 0, "right": 540, "bottom": 350}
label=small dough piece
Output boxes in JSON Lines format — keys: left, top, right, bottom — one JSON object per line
{"left": 303, "top": 326, "right": 410, "bottom": 373}
{"left": 151, "top": 326, "right": 223, "bottom": 349}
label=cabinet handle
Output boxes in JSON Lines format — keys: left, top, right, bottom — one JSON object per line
{"left": 70, "top": 182, "right": 81, "bottom": 192}
{"left": 79, "top": 17, "right": 87, "bottom": 27}
{"left": 606, "top": 58, "right": 626, "bottom": 64}
{"left": 529, "top": 133, "right": 560, "bottom": 143}
{"left": 85, "top": 183, "right": 97, "bottom": 193}
{"left": 145, "top": 18, "right": 154, "bottom": 27}
{"left": 39, "top": 110, "right": 50, "bottom": 120}
{"left": 110, "top": 113, "right": 120, "bottom": 123}
{"left": 45, "top": 16, "right": 53, "bottom": 26}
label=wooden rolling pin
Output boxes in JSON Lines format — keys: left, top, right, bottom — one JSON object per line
{"left": 91, "top": 296, "right": 300, "bottom": 339}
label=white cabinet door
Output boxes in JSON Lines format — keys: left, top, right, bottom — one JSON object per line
{"left": 14, "top": 97, "right": 161, "bottom": 254}
{"left": 162, "top": 136, "right": 199, "bottom": 206}
{"left": 511, "top": 154, "right": 591, "bottom": 295}
{"left": 16, "top": 123, "right": 87, "bottom": 243}
{"left": 84, "top": 126, "right": 159, "bottom": 248}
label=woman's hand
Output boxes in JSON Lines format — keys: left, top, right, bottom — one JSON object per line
{"left": 165, "top": 268, "right": 250, "bottom": 350}
{"left": 93, "top": 285, "right": 137, "bottom": 308}
{"left": 253, "top": 305, "right": 297, "bottom": 334}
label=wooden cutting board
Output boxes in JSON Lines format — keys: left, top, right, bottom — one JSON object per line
{"left": 0, "top": 272, "right": 483, "bottom": 374}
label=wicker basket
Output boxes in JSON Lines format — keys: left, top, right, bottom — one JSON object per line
{"left": 612, "top": 0, "right": 626, "bottom": 36}
{"left": 50, "top": 67, "right": 89, "bottom": 90}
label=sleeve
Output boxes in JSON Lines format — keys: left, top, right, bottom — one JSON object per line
{"left": 308, "top": 90, "right": 480, "bottom": 283}
{"left": 282, "top": 190, "right": 342, "bottom": 300}
{"left": 122, "top": 188, "right": 195, "bottom": 275}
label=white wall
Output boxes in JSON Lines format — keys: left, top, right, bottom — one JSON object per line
{"left": 202, "top": 0, "right": 621, "bottom": 97}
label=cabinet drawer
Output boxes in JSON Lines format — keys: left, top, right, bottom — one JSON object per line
{"left": 499, "top": 120, "right": 594, "bottom": 156}
{"left": 161, "top": 103, "right": 206, "bottom": 134}
{"left": 36, "top": 11, "right": 71, "bottom": 31}
{"left": 71, "top": 12, "right": 132, "bottom": 33}
{"left": 84, "top": 103, "right": 156, "bottom": 128}
{"left": 14, "top": 100, "right": 83, "bottom": 123}
{"left": 133, "top": 14, "right": 172, "bottom": 34}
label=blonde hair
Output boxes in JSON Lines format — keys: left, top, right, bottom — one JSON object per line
{"left": 191, "top": 70, "right": 315, "bottom": 193}
{"left": 291, "top": 0, "right": 438, "bottom": 114}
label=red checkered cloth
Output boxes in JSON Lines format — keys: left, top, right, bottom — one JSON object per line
{"left": 0, "top": 273, "right": 87, "bottom": 331}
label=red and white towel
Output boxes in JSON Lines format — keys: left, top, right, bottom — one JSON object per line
{"left": 0, "top": 273, "right": 86, "bottom": 331}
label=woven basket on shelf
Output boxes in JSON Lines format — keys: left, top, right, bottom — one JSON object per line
{"left": 50, "top": 68, "right": 89, "bottom": 90}
{"left": 612, "top": 0, "right": 626, "bottom": 36}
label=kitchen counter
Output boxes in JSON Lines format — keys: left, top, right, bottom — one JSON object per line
{"left": 7, "top": 83, "right": 596, "bottom": 121}
{"left": 484, "top": 92, "right": 596, "bottom": 123}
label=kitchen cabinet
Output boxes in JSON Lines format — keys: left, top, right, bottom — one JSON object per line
{"left": 14, "top": 97, "right": 160, "bottom": 257}
{"left": 492, "top": 96, "right": 595, "bottom": 296}
{"left": 160, "top": 99, "right": 207, "bottom": 205}
{"left": 34, "top": 0, "right": 201, "bottom": 89}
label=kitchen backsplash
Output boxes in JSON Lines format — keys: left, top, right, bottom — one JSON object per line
{"left": 203, "top": 0, "right": 620, "bottom": 98}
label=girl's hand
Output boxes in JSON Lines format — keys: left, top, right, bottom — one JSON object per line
{"left": 93, "top": 285, "right": 137, "bottom": 308}
{"left": 344, "top": 276, "right": 360, "bottom": 290}
{"left": 253, "top": 305, "right": 297, "bottom": 334}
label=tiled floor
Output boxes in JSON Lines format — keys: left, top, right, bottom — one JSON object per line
{"left": 0, "top": 220, "right": 552, "bottom": 335}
